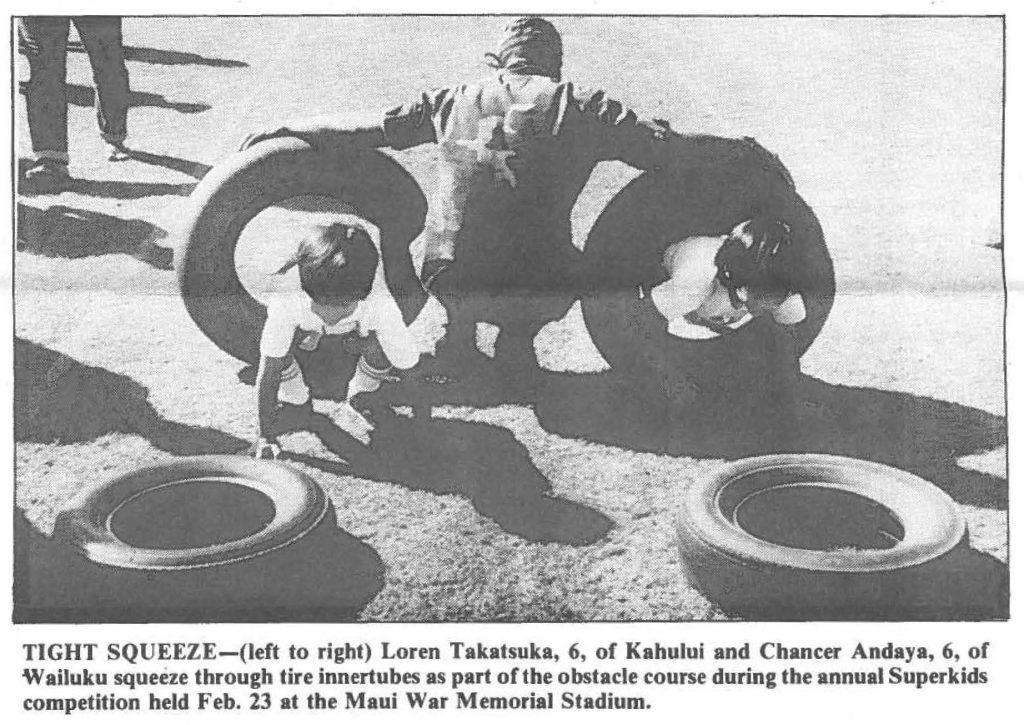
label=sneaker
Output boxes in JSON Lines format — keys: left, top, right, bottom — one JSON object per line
{"left": 105, "top": 141, "right": 131, "bottom": 162}
{"left": 22, "top": 159, "right": 70, "bottom": 194}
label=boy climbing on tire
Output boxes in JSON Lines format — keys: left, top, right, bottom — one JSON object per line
{"left": 251, "top": 220, "right": 446, "bottom": 459}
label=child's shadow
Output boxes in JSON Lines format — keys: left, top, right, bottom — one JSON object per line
{"left": 273, "top": 405, "right": 613, "bottom": 546}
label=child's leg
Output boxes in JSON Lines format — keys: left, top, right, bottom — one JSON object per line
{"left": 278, "top": 354, "right": 311, "bottom": 405}
{"left": 345, "top": 333, "right": 398, "bottom": 400}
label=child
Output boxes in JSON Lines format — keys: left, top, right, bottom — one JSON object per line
{"left": 251, "top": 220, "right": 446, "bottom": 458}
{"left": 649, "top": 215, "right": 807, "bottom": 339}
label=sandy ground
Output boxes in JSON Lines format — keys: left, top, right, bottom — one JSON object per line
{"left": 13, "top": 17, "right": 1006, "bottom": 621}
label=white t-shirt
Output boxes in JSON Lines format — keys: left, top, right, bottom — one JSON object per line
{"left": 259, "top": 265, "right": 447, "bottom": 369}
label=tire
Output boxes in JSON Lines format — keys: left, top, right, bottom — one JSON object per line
{"left": 53, "top": 455, "right": 328, "bottom": 570}
{"left": 32, "top": 456, "right": 386, "bottom": 622}
{"left": 675, "top": 454, "right": 968, "bottom": 620}
{"left": 176, "top": 137, "right": 427, "bottom": 364}
{"left": 580, "top": 140, "right": 835, "bottom": 395}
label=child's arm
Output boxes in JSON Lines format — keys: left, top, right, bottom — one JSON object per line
{"left": 252, "top": 354, "right": 290, "bottom": 458}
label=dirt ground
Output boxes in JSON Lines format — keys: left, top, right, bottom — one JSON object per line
{"left": 13, "top": 17, "right": 1006, "bottom": 621}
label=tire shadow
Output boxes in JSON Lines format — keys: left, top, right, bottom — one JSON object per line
{"left": 533, "top": 370, "right": 1006, "bottom": 510}
{"left": 14, "top": 338, "right": 242, "bottom": 455}
{"left": 16, "top": 203, "right": 173, "bottom": 268}
{"left": 272, "top": 405, "right": 614, "bottom": 547}
{"left": 689, "top": 537, "right": 1008, "bottom": 622}
{"left": 14, "top": 505, "right": 385, "bottom": 623}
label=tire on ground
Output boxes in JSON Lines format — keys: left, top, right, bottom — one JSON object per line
{"left": 675, "top": 454, "right": 968, "bottom": 620}
{"left": 176, "top": 137, "right": 427, "bottom": 364}
{"left": 54, "top": 455, "right": 328, "bottom": 569}
{"left": 36, "top": 456, "right": 385, "bottom": 621}
{"left": 580, "top": 140, "right": 835, "bottom": 398}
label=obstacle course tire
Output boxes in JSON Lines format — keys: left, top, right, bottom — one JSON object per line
{"left": 176, "top": 137, "right": 427, "bottom": 364}
{"left": 53, "top": 455, "right": 328, "bottom": 570}
{"left": 675, "top": 454, "right": 968, "bottom": 619}
{"left": 580, "top": 139, "right": 835, "bottom": 394}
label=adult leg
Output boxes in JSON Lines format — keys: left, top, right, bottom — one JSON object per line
{"left": 425, "top": 265, "right": 488, "bottom": 370}
{"left": 18, "top": 17, "right": 71, "bottom": 180}
{"left": 492, "top": 243, "right": 582, "bottom": 373}
{"left": 72, "top": 16, "right": 130, "bottom": 150}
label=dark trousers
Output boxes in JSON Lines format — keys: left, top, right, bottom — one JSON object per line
{"left": 18, "top": 16, "right": 130, "bottom": 157}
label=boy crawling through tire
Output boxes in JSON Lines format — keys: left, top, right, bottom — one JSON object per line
{"left": 650, "top": 215, "right": 807, "bottom": 339}
{"left": 251, "top": 220, "right": 446, "bottom": 459}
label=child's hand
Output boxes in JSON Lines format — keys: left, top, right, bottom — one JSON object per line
{"left": 250, "top": 436, "right": 282, "bottom": 460}
{"left": 409, "top": 296, "right": 450, "bottom": 356}
{"left": 297, "top": 330, "right": 323, "bottom": 352}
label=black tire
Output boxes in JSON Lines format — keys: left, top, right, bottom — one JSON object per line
{"left": 53, "top": 455, "right": 328, "bottom": 569}
{"left": 580, "top": 141, "right": 835, "bottom": 394}
{"left": 675, "top": 454, "right": 968, "bottom": 620}
{"left": 176, "top": 137, "right": 427, "bottom": 364}
{"left": 30, "top": 456, "right": 385, "bottom": 622}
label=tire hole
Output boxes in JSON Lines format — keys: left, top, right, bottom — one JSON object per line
{"left": 110, "top": 479, "right": 276, "bottom": 549}
{"left": 732, "top": 485, "right": 905, "bottom": 551}
{"left": 234, "top": 195, "right": 367, "bottom": 305}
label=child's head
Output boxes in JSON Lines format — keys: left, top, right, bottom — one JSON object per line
{"left": 296, "top": 221, "right": 379, "bottom": 309}
{"left": 714, "top": 215, "right": 798, "bottom": 314}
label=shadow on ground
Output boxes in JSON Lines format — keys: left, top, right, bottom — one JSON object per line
{"left": 18, "top": 339, "right": 611, "bottom": 548}
{"left": 14, "top": 338, "right": 242, "bottom": 454}
{"left": 377, "top": 358, "right": 1008, "bottom": 619}
{"left": 68, "top": 41, "right": 248, "bottom": 68}
{"left": 273, "top": 404, "right": 613, "bottom": 547}
{"left": 245, "top": 329, "right": 1006, "bottom": 510}
{"left": 16, "top": 158, "right": 198, "bottom": 199}
{"left": 18, "top": 81, "right": 211, "bottom": 114}
{"left": 368, "top": 352, "right": 1005, "bottom": 511}
{"left": 17, "top": 202, "right": 173, "bottom": 269}
{"left": 129, "top": 150, "right": 211, "bottom": 180}
{"left": 529, "top": 371, "right": 1007, "bottom": 511}
{"left": 14, "top": 505, "right": 385, "bottom": 623}
{"left": 15, "top": 202, "right": 172, "bottom": 270}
